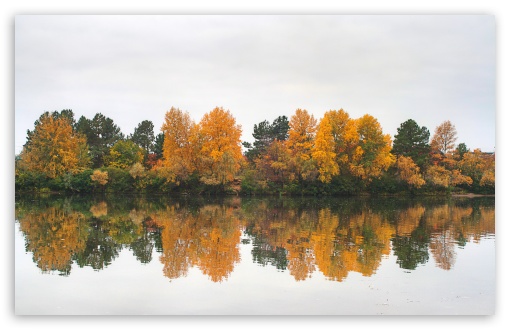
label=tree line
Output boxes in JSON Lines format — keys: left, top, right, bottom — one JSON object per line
{"left": 15, "top": 106, "right": 495, "bottom": 195}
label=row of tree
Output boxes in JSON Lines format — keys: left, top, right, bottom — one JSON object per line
{"left": 15, "top": 106, "right": 495, "bottom": 195}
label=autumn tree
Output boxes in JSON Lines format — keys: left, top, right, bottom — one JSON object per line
{"left": 312, "top": 115, "right": 338, "bottom": 183}
{"left": 396, "top": 156, "right": 426, "bottom": 189}
{"left": 349, "top": 114, "right": 395, "bottom": 181}
{"left": 392, "top": 119, "right": 431, "bottom": 168}
{"left": 90, "top": 169, "right": 108, "bottom": 193}
{"left": 286, "top": 109, "right": 317, "bottom": 182}
{"left": 312, "top": 109, "right": 358, "bottom": 183}
{"left": 160, "top": 107, "right": 198, "bottom": 184}
{"left": 254, "top": 140, "right": 291, "bottom": 189}
{"left": 430, "top": 120, "right": 457, "bottom": 157}
{"left": 104, "top": 140, "right": 144, "bottom": 169}
{"left": 457, "top": 149, "right": 495, "bottom": 190}
{"left": 425, "top": 165, "right": 472, "bottom": 189}
{"left": 19, "top": 110, "right": 90, "bottom": 179}
{"left": 197, "top": 107, "right": 244, "bottom": 186}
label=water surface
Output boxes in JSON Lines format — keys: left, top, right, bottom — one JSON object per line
{"left": 15, "top": 195, "right": 495, "bottom": 315}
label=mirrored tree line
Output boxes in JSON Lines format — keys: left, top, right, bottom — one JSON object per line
{"left": 16, "top": 196, "right": 495, "bottom": 281}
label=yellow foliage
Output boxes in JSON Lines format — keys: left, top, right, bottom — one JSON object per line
{"left": 286, "top": 109, "right": 318, "bottom": 181}
{"left": 19, "top": 112, "right": 89, "bottom": 178}
{"left": 197, "top": 107, "right": 244, "bottom": 185}
{"left": 161, "top": 107, "right": 198, "bottom": 182}
{"left": 90, "top": 170, "right": 108, "bottom": 186}
{"left": 397, "top": 156, "right": 425, "bottom": 188}
{"left": 312, "top": 115, "right": 339, "bottom": 183}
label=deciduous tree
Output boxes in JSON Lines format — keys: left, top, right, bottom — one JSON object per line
{"left": 286, "top": 109, "right": 317, "bottom": 181}
{"left": 104, "top": 140, "right": 144, "bottom": 169}
{"left": 349, "top": 114, "right": 395, "bottom": 181}
{"left": 197, "top": 107, "right": 244, "bottom": 185}
{"left": 396, "top": 156, "right": 425, "bottom": 189}
{"left": 161, "top": 107, "right": 198, "bottom": 183}
{"left": 312, "top": 115, "right": 338, "bottom": 183}
{"left": 430, "top": 120, "right": 457, "bottom": 156}
{"left": 20, "top": 111, "right": 89, "bottom": 178}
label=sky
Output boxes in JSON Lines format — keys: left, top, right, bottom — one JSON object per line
{"left": 14, "top": 14, "right": 496, "bottom": 154}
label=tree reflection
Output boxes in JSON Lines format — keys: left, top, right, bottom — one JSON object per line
{"left": 16, "top": 202, "right": 88, "bottom": 276}
{"left": 15, "top": 195, "right": 495, "bottom": 281}
{"left": 155, "top": 201, "right": 242, "bottom": 282}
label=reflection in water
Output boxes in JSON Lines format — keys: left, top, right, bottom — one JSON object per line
{"left": 15, "top": 195, "right": 495, "bottom": 282}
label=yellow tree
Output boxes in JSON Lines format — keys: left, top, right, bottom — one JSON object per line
{"left": 90, "top": 170, "right": 108, "bottom": 185}
{"left": 19, "top": 111, "right": 89, "bottom": 178}
{"left": 286, "top": 109, "right": 317, "bottom": 181}
{"left": 349, "top": 114, "right": 395, "bottom": 181}
{"left": 161, "top": 107, "right": 199, "bottom": 183}
{"left": 312, "top": 115, "right": 338, "bottom": 183}
{"left": 457, "top": 149, "right": 495, "bottom": 188}
{"left": 312, "top": 109, "right": 358, "bottom": 183}
{"left": 197, "top": 107, "right": 244, "bottom": 185}
{"left": 396, "top": 156, "right": 426, "bottom": 189}
{"left": 425, "top": 165, "right": 473, "bottom": 188}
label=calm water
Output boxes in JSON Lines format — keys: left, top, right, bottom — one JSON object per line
{"left": 14, "top": 195, "right": 495, "bottom": 315}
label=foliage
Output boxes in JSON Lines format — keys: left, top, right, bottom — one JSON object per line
{"left": 396, "top": 156, "right": 426, "bottom": 189}
{"left": 130, "top": 120, "right": 155, "bottom": 155}
{"left": 286, "top": 109, "right": 318, "bottom": 182}
{"left": 244, "top": 115, "right": 290, "bottom": 162}
{"left": 91, "top": 169, "right": 109, "bottom": 186}
{"left": 392, "top": 119, "right": 430, "bottom": 168}
{"left": 197, "top": 107, "right": 244, "bottom": 185}
{"left": 161, "top": 107, "right": 198, "bottom": 184}
{"left": 153, "top": 133, "right": 165, "bottom": 160}
{"left": 16, "top": 107, "right": 494, "bottom": 196}
{"left": 105, "top": 167, "right": 135, "bottom": 193}
{"left": 75, "top": 113, "right": 124, "bottom": 168}
{"left": 349, "top": 114, "right": 395, "bottom": 181}
{"left": 104, "top": 140, "right": 144, "bottom": 169}
{"left": 430, "top": 120, "right": 457, "bottom": 156}
{"left": 19, "top": 110, "right": 90, "bottom": 179}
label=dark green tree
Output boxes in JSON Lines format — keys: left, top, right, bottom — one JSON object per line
{"left": 392, "top": 119, "right": 431, "bottom": 168}
{"left": 243, "top": 115, "right": 290, "bottom": 162}
{"left": 455, "top": 143, "right": 469, "bottom": 160}
{"left": 271, "top": 115, "right": 290, "bottom": 141}
{"left": 75, "top": 113, "right": 124, "bottom": 168}
{"left": 129, "top": 120, "right": 155, "bottom": 155}
{"left": 153, "top": 132, "right": 165, "bottom": 160}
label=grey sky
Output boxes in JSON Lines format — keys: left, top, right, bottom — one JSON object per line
{"left": 15, "top": 15, "right": 495, "bottom": 154}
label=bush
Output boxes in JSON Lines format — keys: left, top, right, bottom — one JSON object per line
{"left": 105, "top": 167, "right": 135, "bottom": 193}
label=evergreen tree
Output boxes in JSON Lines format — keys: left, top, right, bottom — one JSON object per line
{"left": 392, "top": 119, "right": 431, "bottom": 168}
{"left": 130, "top": 120, "right": 155, "bottom": 155}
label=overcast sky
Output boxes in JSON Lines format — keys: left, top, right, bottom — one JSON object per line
{"left": 14, "top": 14, "right": 495, "bottom": 154}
